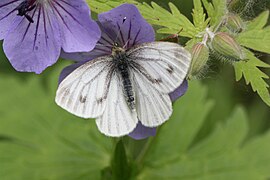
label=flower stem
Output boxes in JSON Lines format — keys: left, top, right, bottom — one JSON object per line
{"left": 135, "top": 128, "right": 159, "bottom": 165}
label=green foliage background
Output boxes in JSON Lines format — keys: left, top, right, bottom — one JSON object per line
{"left": 0, "top": 0, "right": 270, "bottom": 179}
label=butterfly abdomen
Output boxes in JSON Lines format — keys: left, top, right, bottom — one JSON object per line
{"left": 117, "top": 60, "right": 136, "bottom": 111}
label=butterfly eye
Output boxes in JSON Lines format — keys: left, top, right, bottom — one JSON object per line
{"left": 113, "top": 42, "right": 120, "bottom": 47}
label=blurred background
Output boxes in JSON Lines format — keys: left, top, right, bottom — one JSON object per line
{"left": 0, "top": 0, "right": 269, "bottom": 179}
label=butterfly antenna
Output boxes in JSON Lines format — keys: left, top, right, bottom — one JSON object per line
{"left": 123, "top": 38, "right": 131, "bottom": 49}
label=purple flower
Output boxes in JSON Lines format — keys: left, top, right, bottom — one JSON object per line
{"left": 170, "top": 79, "right": 188, "bottom": 102}
{"left": 0, "top": 0, "right": 101, "bottom": 73}
{"left": 60, "top": 4, "right": 188, "bottom": 140}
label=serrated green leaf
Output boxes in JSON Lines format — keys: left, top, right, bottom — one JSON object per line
{"left": 168, "top": 2, "right": 182, "bottom": 18}
{"left": 201, "top": 0, "right": 214, "bottom": 18}
{"left": 237, "top": 11, "right": 270, "bottom": 54}
{"left": 234, "top": 50, "right": 270, "bottom": 106}
{"left": 137, "top": 2, "right": 197, "bottom": 38}
{"left": 138, "top": 102, "right": 270, "bottom": 180}
{"left": 0, "top": 72, "right": 113, "bottom": 179}
{"left": 202, "top": 0, "right": 227, "bottom": 27}
{"left": 235, "top": 11, "right": 270, "bottom": 107}
{"left": 238, "top": 27, "right": 270, "bottom": 54}
{"left": 192, "top": 0, "right": 209, "bottom": 31}
{"left": 245, "top": 10, "right": 269, "bottom": 30}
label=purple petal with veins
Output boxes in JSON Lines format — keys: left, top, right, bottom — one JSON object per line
{"left": 0, "top": 0, "right": 100, "bottom": 73}
{"left": 61, "top": 3, "right": 155, "bottom": 62}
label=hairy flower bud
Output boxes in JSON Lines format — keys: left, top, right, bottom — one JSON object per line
{"left": 210, "top": 32, "right": 245, "bottom": 61}
{"left": 189, "top": 42, "right": 209, "bottom": 77}
{"left": 225, "top": 13, "right": 245, "bottom": 33}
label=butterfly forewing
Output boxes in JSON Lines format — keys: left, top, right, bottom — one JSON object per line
{"left": 127, "top": 42, "right": 191, "bottom": 93}
{"left": 55, "top": 56, "right": 114, "bottom": 118}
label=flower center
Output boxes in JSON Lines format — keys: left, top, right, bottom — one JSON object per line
{"left": 15, "top": 0, "right": 37, "bottom": 23}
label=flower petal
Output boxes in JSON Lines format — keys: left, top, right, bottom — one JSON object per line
{"left": 128, "top": 122, "right": 156, "bottom": 140}
{"left": 60, "top": 27, "right": 109, "bottom": 62}
{"left": 61, "top": 4, "right": 155, "bottom": 62}
{"left": 169, "top": 79, "right": 188, "bottom": 101}
{"left": 0, "top": 0, "right": 21, "bottom": 40}
{"left": 3, "top": 5, "right": 61, "bottom": 73}
{"left": 98, "top": 3, "right": 155, "bottom": 48}
{"left": 51, "top": 0, "right": 100, "bottom": 53}
{"left": 61, "top": 21, "right": 118, "bottom": 62}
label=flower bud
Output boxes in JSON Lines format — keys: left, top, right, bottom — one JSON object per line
{"left": 189, "top": 42, "right": 209, "bottom": 77}
{"left": 227, "top": 0, "right": 241, "bottom": 10}
{"left": 211, "top": 32, "right": 245, "bottom": 61}
{"left": 225, "top": 13, "right": 245, "bottom": 33}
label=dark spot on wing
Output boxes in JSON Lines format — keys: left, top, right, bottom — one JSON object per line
{"left": 97, "top": 98, "right": 104, "bottom": 104}
{"left": 167, "top": 65, "right": 174, "bottom": 74}
{"left": 62, "top": 87, "right": 70, "bottom": 96}
{"left": 154, "top": 78, "right": 163, "bottom": 84}
{"left": 80, "top": 96, "right": 87, "bottom": 103}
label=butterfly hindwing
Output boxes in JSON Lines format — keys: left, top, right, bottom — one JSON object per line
{"left": 96, "top": 73, "right": 138, "bottom": 136}
{"left": 128, "top": 42, "right": 191, "bottom": 93}
{"left": 133, "top": 70, "right": 172, "bottom": 127}
{"left": 55, "top": 56, "right": 114, "bottom": 118}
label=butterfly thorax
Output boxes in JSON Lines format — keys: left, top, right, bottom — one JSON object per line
{"left": 112, "top": 48, "right": 136, "bottom": 111}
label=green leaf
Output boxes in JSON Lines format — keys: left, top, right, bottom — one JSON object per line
{"left": 87, "top": 0, "right": 137, "bottom": 14}
{"left": 138, "top": 85, "right": 270, "bottom": 180}
{"left": 202, "top": 0, "right": 227, "bottom": 27}
{"left": 138, "top": 2, "right": 197, "bottom": 38}
{"left": 201, "top": 0, "right": 214, "bottom": 18}
{"left": 245, "top": 10, "right": 269, "bottom": 30}
{"left": 0, "top": 72, "right": 113, "bottom": 179}
{"left": 237, "top": 11, "right": 270, "bottom": 54}
{"left": 234, "top": 11, "right": 270, "bottom": 107}
{"left": 234, "top": 50, "right": 270, "bottom": 106}
{"left": 192, "top": 0, "right": 210, "bottom": 31}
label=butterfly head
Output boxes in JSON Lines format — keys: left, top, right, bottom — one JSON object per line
{"left": 112, "top": 42, "right": 125, "bottom": 56}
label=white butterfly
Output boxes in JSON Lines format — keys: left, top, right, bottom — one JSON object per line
{"left": 55, "top": 42, "right": 191, "bottom": 137}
